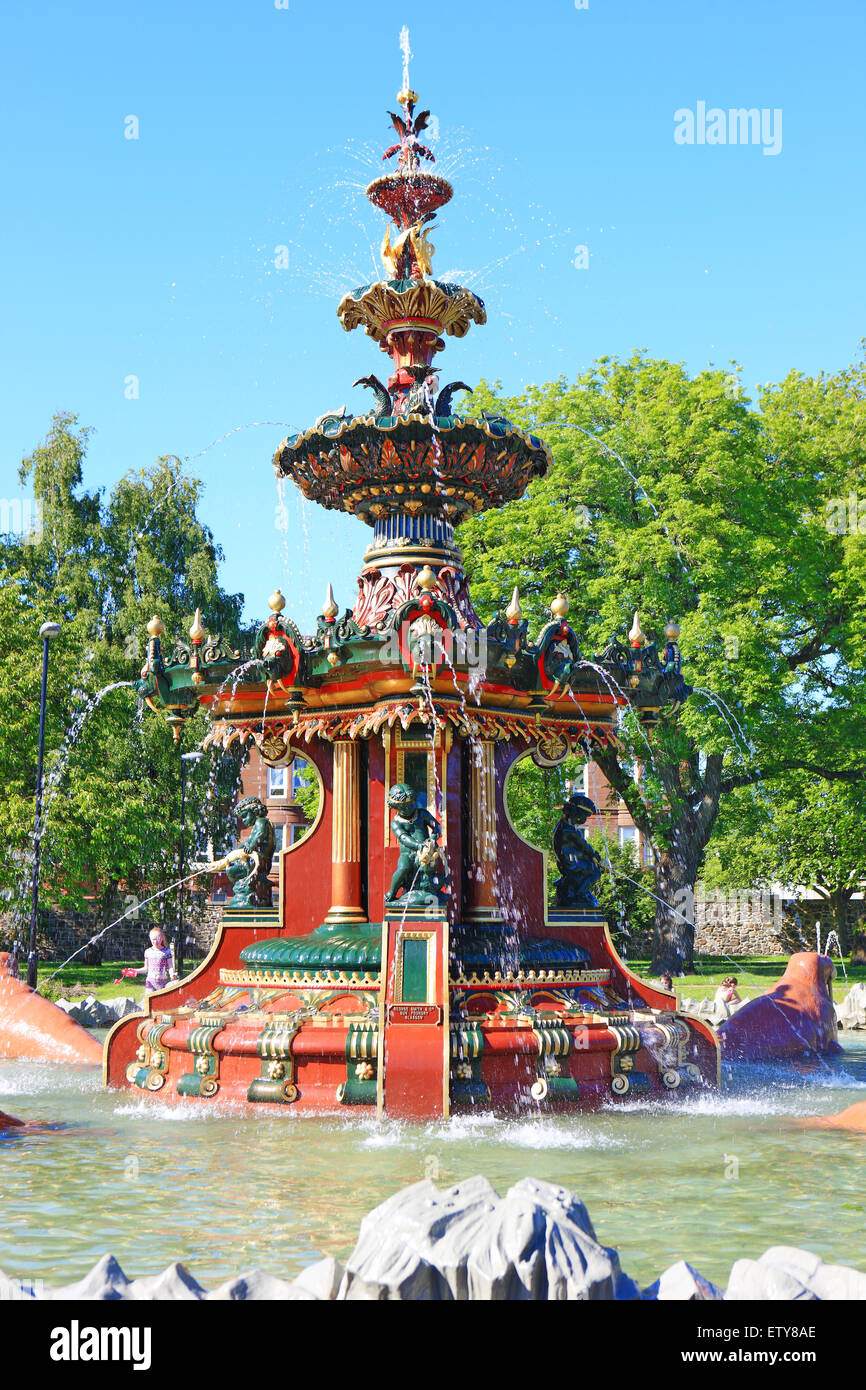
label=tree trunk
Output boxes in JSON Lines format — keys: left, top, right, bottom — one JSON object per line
{"left": 650, "top": 851, "right": 696, "bottom": 975}
{"left": 830, "top": 886, "right": 852, "bottom": 956}
{"left": 593, "top": 745, "right": 724, "bottom": 978}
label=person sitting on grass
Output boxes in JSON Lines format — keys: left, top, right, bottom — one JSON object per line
{"left": 127, "top": 928, "right": 177, "bottom": 995}
{"left": 715, "top": 975, "right": 742, "bottom": 1011}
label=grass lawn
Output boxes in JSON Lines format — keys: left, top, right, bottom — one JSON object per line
{"left": 628, "top": 954, "right": 865, "bottom": 1004}
{"left": 34, "top": 962, "right": 149, "bottom": 1006}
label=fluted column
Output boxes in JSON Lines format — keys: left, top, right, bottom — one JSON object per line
{"left": 325, "top": 740, "right": 366, "bottom": 925}
{"left": 466, "top": 740, "right": 500, "bottom": 922}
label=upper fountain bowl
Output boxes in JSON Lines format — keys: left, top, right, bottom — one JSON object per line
{"left": 366, "top": 171, "right": 453, "bottom": 226}
{"left": 273, "top": 412, "right": 551, "bottom": 522}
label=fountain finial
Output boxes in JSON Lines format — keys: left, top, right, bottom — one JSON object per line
{"left": 322, "top": 583, "right": 339, "bottom": 621}
{"left": 189, "top": 608, "right": 206, "bottom": 644}
{"left": 629, "top": 612, "right": 646, "bottom": 648}
{"left": 506, "top": 587, "right": 523, "bottom": 625}
{"left": 550, "top": 593, "right": 569, "bottom": 620}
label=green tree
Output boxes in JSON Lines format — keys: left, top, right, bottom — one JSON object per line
{"left": 502, "top": 756, "right": 656, "bottom": 947}
{"left": 459, "top": 353, "right": 866, "bottom": 972}
{"left": 587, "top": 833, "right": 656, "bottom": 950}
{"left": 504, "top": 754, "right": 585, "bottom": 886}
{"left": 704, "top": 778, "right": 866, "bottom": 953}
{"left": 0, "top": 414, "right": 246, "bottom": 955}
{"left": 292, "top": 759, "right": 321, "bottom": 834}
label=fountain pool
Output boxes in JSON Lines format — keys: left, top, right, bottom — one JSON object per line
{"left": 2, "top": 1037, "right": 865, "bottom": 1292}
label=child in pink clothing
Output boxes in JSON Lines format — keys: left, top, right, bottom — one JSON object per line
{"left": 132, "top": 929, "right": 176, "bottom": 994}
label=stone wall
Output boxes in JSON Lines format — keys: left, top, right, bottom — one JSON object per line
{"left": 4, "top": 901, "right": 224, "bottom": 965}
{"left": 694, "top": 897, "right": 786, "bottom": 956}
{"left": 622, "top": 895, "right": 864, "bottom": 960}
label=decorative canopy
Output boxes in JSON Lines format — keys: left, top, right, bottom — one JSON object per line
{"left": 134, "top": 72, "right": 691, "bottom": 750}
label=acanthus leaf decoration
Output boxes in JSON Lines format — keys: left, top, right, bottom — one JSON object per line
{"left": 353, "top": 570, "right": 395, "bottom": 631}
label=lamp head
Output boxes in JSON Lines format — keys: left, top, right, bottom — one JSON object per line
{"left": 39, "top": 621, "right": 62, "bottom": 641}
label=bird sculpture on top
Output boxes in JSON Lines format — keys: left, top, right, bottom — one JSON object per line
{"left": 383, "top": 95, "right": 435, "bottom": 171}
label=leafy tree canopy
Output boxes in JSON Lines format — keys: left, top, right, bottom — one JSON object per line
{"left": 1, "top": 413, "right": 246, "bottom": 947}
{"left": 459, "top": 351, "right": 866, "bottom": 969}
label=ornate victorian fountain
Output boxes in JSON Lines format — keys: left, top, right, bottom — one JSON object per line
{"left": 105, "top": 81, "right": 718, "bottom": 1115}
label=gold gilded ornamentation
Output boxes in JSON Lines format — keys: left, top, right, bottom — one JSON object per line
{"left": 261, "top": 732, "right": 288, "bottom": 762}
{"left": 322, "top": 583, "right": 339, "bottom": 620}
{"left": 549, "top": 593, "right": 569, "bottom": 619}
{"left": 336, "top": 280, "right": 486, "bottom": 345}
{"left": 332, "top": 740, "right": 361, "bottom": 865}
{"left": 380, "top": 221, "right": 436, "bottom": 278}
{"left": 505, "top": 587, "right": 523, "bottom": 624}
{"left": 532, "top": 731, "right": 569, "bottom": 767}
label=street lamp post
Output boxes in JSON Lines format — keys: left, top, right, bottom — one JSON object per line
{"left": 28, "top": 620, "right": 62, "bottom": 989}
{"left": 178, "top": 750, "right": 204, "bottom": 980}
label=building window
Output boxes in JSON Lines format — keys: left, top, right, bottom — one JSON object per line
{"left": 618, "top": 825, "right": 638, "bottom": 848}
{"left": 267, "top": 766, "right": 287, "bottom": 798}
{"left": 272, "top": 824, "right": 285, "bottom": 855}
{"left": 642, "top": 837, "right": 654, "bottom": 866}
{"left": 290, "top": 758, "right": 307, "bottom": 796}
{"left": 564, "top": 766, "right": 587, "bottom": 798}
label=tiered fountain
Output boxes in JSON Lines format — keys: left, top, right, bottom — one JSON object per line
{"left": 105, "top": 81, "right": 719, "bottom": 1116}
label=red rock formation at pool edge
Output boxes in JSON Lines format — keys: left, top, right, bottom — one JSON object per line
{"left": 802, "top": 1102, "right": 866, "bottom": 1133}
{"left": 0, "top": 953, "right": 102, "bottom": 1065}
{"left": 718, "top": 952, "right": 840, "bottom": 1062}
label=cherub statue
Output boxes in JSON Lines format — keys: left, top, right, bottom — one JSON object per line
{"left": 552, "top": 794, "right": 602, "bottom": 909}
{"left": 194, "top": 796, "right": 275, "bottom": 908}
{"left": 385, "top": 782, "right": 449, "bottom": 908}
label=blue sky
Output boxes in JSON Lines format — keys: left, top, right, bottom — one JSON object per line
{"left": 1, "top": 0, "right": 864, "bottom": 631}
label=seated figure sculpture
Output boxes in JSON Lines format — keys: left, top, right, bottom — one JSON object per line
{"left": 385, "top": 782, "right": 450, "bottom": 908}
{"left": 227, "top": 796, "right": 276, "bottom": 906}
{"left": 552, "top": 793, "right": 602, "bottom": 909}
{"left": 194, "top": 796, "right": 276, "bottom": 907}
